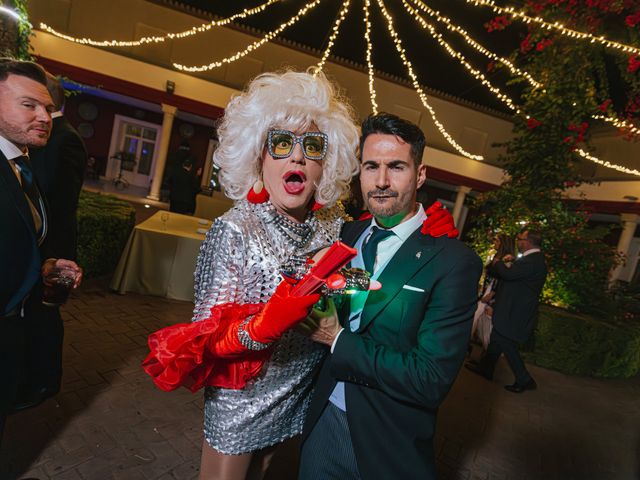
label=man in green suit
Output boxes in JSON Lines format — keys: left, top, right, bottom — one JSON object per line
{"left": 299, "top": 113, "right": 482, "bottom": 479}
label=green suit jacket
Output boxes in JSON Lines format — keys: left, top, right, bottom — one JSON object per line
{"left": 302, "top": 219, "right": 482, "bottom": 480}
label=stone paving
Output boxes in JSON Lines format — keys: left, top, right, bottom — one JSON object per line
{"left": 1, "top": 277, "right": 639, "bottom": 480}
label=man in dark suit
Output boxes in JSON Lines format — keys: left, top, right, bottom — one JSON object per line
{"left": 168, "top": 157, "right": 200, "bottom": 215}
{"left": 466, "top": 229, "right": 547, "bottom": 393}
{"left": 25, "top": 73, "right": 87, "bottom": 405}
{"left": 32, "top": 73, "right": 87, "bottom": 261}
{"left": 0, "top": 58, "right": 81, "bottom": 447}
{"left": 299, "top": 113, "right": 482, "bottom": 479}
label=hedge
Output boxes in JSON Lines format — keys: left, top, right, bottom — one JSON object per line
{"left": 523, "top": 305, "right": 640, "bottom": 378}
{"left": 77, "top": 191, "right": 136, "bottom": 278}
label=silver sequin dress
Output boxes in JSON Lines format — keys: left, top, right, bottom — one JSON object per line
{"left": 192, "top": 199, "right": 345, "bottom": 454}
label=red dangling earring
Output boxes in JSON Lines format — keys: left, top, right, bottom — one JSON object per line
{"left": 311, "top": 201, "right": 324, "bottom": 211}
{"left": 247, "top": 179, "right": 269, "bottom": 204}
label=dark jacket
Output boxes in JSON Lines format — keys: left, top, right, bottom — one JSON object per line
{"left": 31, "top": 116, "right": 87, "bottom": 260}
{"left": 487, "top": 251, "right": 547, "bottom": 343}
{"left": 168, "top": 164, "right": 200, "bottom": 213}
{"left": 0, "top": 151, "right": 42, "bottom": 315}
{"left": 302, "top": 220, "right": 482, "bottom": 480}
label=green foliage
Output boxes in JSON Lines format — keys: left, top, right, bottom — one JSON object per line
{"left": 468, "top": 184, "right": 619, "bottom": 314}
{"left": 522, "top": 305, "right": 640, "bottom": 378}
{"left": 14, "top": 0, "right": 32, "bottom": 61}
{"left": 77, "top": 191, "right": 135, "bottom": 278}
{"left": 468, "top": 0, "right": 636, "bottom": 314}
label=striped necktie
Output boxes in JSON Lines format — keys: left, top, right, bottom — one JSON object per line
{"left": 14, "top": 155, "right": 46, "bottom": 240}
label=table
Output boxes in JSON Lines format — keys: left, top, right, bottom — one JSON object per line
{"left": 111, "top": 211, "right": 211, "bottom": 301}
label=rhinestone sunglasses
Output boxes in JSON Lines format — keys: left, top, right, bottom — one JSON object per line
{"left": 266, "top": 129, "right": 329, "bottom": 161}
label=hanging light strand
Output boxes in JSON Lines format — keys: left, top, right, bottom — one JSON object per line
{"left": 466, "top": 0, "right": 640, "bottom": 56}
{"left": 407, "top": 1, "right": 637, "bottom": 172}
{"left": 376, "top": 0, "right": 484, "bottom": 160}
{"left": 39, "top": 0, "right": 280, "bottom": 47}
{"left": 575, "top": 148, "right": 640, "bottom": 177}
{"left": 1, "top": 4, "right": 31, "bottom": 25}
{"left": 407, "top": 0, "right": 541, "bottom": 90}
{"left": 174, "top": 0, "right": 323, "bottom": 72}
{"left": 402, "top": 0, "right": 522, "bottom": 115}
{"left": 363, "top": 0, "right": 379, "bottom": 114}
{"left": 315, "top": 0, "right": 351, "bottom": 72}
{"left": 592, "top": 114, "right": 640, "bottom": 137}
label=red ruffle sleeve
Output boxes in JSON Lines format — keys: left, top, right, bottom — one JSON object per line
{"left": 142, "top": 302, "right": 272, "bottom": 392}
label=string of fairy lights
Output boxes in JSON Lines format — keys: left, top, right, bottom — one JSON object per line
{"left": 173, "top": 0, "right": 322, "bottom": 72}
{"left": 314, "top": 0, "right": 351, "bottom": 72}
{"left": 16, "top": 0, "right": 640, "bottom": 175}
{"left": 363, "top": 0, "right": 379, "bottom": 114}
{"left": 466, "top": 0, "right": 640, "bottom": 57}
{"left": 39, "top": 0, "right": 281, "bottom": 47}
{"left": 376, "top": 0, "right": 486, "bottom": 160}
{"left": 402, "top": 0, "right": 523, "bottom": 115}
{"left": 407, "top": 0, "right": 542, "bottom": 90}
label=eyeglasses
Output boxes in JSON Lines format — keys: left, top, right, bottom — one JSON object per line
{"left": 266, "top": 129, "right": 328, "bottom": 161}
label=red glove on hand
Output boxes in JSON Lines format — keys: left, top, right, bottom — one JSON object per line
{"left": 208, "top": 280, "right": 320, "bottom": 357}
{"left": 246, "top": 281, "right": 320, "bottom": 344}
{"left": 421, "top": 201, "right": 459, "bottom": 238}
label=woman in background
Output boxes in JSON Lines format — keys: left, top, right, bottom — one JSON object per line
{"left": 471, "top": 233, "right": 516, "bottom": 351}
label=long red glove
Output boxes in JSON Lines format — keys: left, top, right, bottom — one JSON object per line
{"left": 209, "top": 280, "right": 320, "bottom": 356}
{"left": 421, "top": 201, "right": 459, "bottom": 238}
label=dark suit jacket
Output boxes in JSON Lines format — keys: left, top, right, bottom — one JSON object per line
{"left": 488, "top": 252, "right": 547, "bottom": 343}
{"left": 31, "top": 116, "right": 87, "bottom": 260}
{"left": 303, "top": 220, "right": 482, "bottom": 480}
{"left": 0, "top": 152, "right": 42, "bottom": 316}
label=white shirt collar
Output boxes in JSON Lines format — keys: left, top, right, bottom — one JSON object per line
{"left": 0, "top": 134, "right": 27, "bottom": 161}
{"left": 522, "top": 248, "right": 541, "bottom": 257}
{"left": 369, "top": 203, "right": 426, "bottom": 241}
{"left": 51, "top": 111, "right": 63, "bottom": 119}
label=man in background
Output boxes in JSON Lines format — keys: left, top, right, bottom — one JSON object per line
{"left": 466, "top": 228, "right": 547, "bottom": 393}
{"left": 21, "top": 72, "right": 88, "bottom": 407}
{"left": 168, "top": 157, "right": 201, "bottom": 215}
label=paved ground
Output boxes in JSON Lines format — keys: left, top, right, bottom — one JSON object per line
{"left": 1, "top": 277, "right": 639, "bottom": 480}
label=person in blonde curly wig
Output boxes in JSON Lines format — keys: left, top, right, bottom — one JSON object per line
{"left": 215, "top": 69, "right": 359, "bottom": 209}
{"left": 143, "top": 69, "right": 360, "bottom": 480}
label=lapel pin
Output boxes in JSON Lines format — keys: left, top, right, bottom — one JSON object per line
{"left": 415, "top": 251, "right": 422, "bottom": 259}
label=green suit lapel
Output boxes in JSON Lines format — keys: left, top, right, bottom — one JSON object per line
{"left": 357, "top": 229, "right": 443, "bottom": 332}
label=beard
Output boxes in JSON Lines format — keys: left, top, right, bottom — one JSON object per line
{"left": 0, "top": 119, "right": 49, "bottom": 148}
{"left": 364, "top": 189, "right": 413, "bottom": 219}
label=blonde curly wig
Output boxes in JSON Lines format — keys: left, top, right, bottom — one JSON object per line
{"left": 213, "top": 69, "right": 360, "bottom": 206}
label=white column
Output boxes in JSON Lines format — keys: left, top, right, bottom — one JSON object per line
{"left": 201, "top": 139, "right": 217, "bottom": 189}
{"left": 147, "top": 103, "right": 177, "bottom": 201}
{"left": 452, "top": 186, "right": 472, "bottom": 228}
{"left": 610, "top": 213, "right": 639, "bottom": 284}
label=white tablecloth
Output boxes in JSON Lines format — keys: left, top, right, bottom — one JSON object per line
{"left": 111, "top": 211, "right": 211, "bottom": 301}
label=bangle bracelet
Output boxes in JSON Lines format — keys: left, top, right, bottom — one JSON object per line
{"left": 237, "top": 317, "right": 270, "bottom": 351}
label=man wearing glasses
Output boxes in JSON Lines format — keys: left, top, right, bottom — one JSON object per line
{"left": 467, "top": 229, "right": 547, "bottom": 393}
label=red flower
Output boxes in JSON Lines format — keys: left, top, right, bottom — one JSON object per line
{"left": 563, "top": 136, "right": 574, "bottom": 144}
{"left": 598, "top": 99, "right": 612, "bottom": 112}
{"left": 625, "top": 12, "right": 640, "bottom": 27}
{"left": 535, "top": 38, "right": 553, "bottom": 52}
{"left": 628, "top": 55, "right": 640, "bottom": 73}
{"left": 520, "top": 34, "right": 532, "bottom": 54}
{"left": 527, "top": 118, "right": 542, "bottom": 129}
